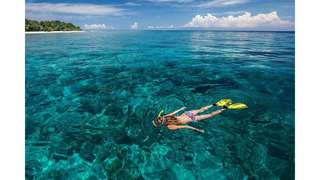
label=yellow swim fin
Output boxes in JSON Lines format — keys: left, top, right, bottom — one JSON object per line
{"left": 226, "top": 103, "right": 248, "bottom": 110}
{"left": 214, "top": 99, "right": 233, "bottom": 107}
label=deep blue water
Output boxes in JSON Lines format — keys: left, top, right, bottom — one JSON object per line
{"left": 26, "top": 31, "right": 294, "bottom": 179}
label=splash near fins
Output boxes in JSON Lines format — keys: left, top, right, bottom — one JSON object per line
{"left": 214, "top": 99, "right": 233, "bottom": 107}
{"left": 226, "top": 103, "right": 248, "bottom": 110}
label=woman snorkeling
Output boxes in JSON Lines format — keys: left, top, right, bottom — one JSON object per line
{"left": 152, "top": 99, "right": 247, "bottom": 133}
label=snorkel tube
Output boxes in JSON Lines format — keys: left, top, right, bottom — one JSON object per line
{"left": 152, "top": 110, "right": 164, "bottom": 127}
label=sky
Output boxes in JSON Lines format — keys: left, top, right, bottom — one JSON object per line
{"left": 25, "top": 0, "right": 295, "bottom": 31}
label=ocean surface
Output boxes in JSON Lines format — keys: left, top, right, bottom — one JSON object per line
{"left": 26, "top": 31, "right": 295, "bottom": 179}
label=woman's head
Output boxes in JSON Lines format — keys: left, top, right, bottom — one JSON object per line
{"left": 152, "top": 115, "right": 177, "bottom": 127}
{"left": 153, "top": 110, "right": 165, "bottom": 127}
{"left": 152, "top": 116, "right": 165, "bottom": 127}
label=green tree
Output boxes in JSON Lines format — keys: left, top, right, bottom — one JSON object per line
{"left": 25, "top": 19, "right": 81, "bottom": 32}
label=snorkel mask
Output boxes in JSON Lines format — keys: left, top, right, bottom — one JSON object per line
{"left": 152, "top": 110, "right": 164, "bottom": 127}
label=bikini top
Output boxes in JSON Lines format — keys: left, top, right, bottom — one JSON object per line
{"left": 163, "top": 116, "right": 180, "bottom": 126}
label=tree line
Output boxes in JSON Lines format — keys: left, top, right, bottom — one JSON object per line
{"left": 25, "top": 19, "right": 81, "bottom": 32}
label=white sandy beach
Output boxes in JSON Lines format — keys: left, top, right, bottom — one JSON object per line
{"left": 25, "top": 31, "right": 85, "bottom": 34}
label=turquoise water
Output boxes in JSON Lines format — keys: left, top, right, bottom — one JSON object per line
{"left": 26, "top": 31, "right": 294, "bottom": 179}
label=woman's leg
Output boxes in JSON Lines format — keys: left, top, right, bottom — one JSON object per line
{"left": 190, "top": 104, "right": 214, "bottom": 115}
{"left": 195, "top": 109, "right": 225, "bottom": 121}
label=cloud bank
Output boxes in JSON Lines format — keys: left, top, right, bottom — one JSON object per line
{"left": 131, "top": 22, "right": 139, "bottom": 29}
{"left": 83, "top": 24, "right": 114, "bottom": 30}
{"left": 147, "top": 25, "right": 175, "bottom": 29}
{"left": 123, "top": 2, "right": 141, "bottom": 6}
{"left": 184, "top": 11, "right": 293, "bottom": 29}
{"left": 196, "top": 0, "right": 249, "bottom": 8}
{"left": 145, "top": 0, "right": 194, "bottom": 3}
{"left": 26, "top": 3, "right": 124, "bottom": 16}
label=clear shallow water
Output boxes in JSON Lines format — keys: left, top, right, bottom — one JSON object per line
{"left": 26, "top": 31, "right": 294, "bottom": 179}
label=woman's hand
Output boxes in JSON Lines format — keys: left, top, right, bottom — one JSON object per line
{"left": 167, "top": 125, "right": 205, "bottom": 133}
{"left": 197, "top": 129, "right": 205, "bottom": 133}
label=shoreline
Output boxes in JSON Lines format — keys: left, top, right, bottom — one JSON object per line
{"left": 25, "top": 31, "right": 85, "bottom": 34}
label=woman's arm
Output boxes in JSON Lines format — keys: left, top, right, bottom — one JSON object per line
{"left": 165, "top": 107, "right": 186, "bottom": 117}
{"left": 167, "top": 124, "right": 205, "bottom": 133}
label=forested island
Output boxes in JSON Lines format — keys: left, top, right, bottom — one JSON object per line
{"left": 25, "top": 19, "right": 81, "bottom": 32}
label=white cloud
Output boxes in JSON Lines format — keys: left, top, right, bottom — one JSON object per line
{"left": 147, "top": 25, "right": 175, "bottom": 29}
{"left": 184, "top": 11, "right": 293, "bottom": 29}
{"left": 145, "top": 0, "right": 193, "bottom": 3}
{"left": 130, "top": 22, "right": 139, "bottom": 30}
{"left": 26, "top": 3, "right": 124, "bottom": 16}
{"left": 196, "top": 0, "right": 249, "bottom": 8}
{"left": 124, "top": 2, "right": 141, "bottom": 6}
{"left": 211, "top": 10, "right": 247, "bottom": 16}
{"left": 83, "top": 24, "right": 114, "bottom": 30}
